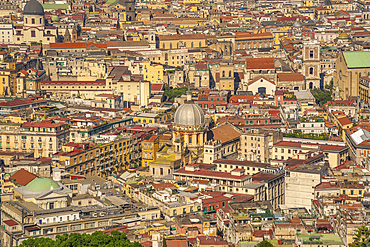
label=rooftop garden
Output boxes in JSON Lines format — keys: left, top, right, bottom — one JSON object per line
{"left": 283, "top": 132, "right": 329, "bottom": 140}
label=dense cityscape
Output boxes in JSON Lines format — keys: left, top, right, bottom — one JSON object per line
{"left": 0, "top": 0, "right": 369, "bottom": 246}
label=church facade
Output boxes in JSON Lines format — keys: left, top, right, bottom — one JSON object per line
{"left": 14, "top": 0, "right": 56, "bottom": 44}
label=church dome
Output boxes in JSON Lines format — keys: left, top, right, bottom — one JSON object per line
{"left": 293, "top": 19, "right": 302, "bottom": 28}
{"left": 23, "top": 0, "right": 44, "bottom": 15}
{"left": 174, "top": 101, "right": 205, "bottom": 127}
{"left": 25, "top": 178, "right": 60, "bottom": 191}
{"left": 338, "top": 32, "right": 349, "bottom": 39}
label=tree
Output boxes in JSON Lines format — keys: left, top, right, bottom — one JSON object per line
{"left": 255, "top": 240, "right": 273, "bottom": 247}
{"left": 163, "top": 237, "right": 167, "bottom": 247}
{"left": 351, "top": 225, "right": 370, "bottom": 247}
{"left": 19, "top": 231, "right": 142, "bottom": 247}
{"left": 311, "top": 79, "right": 334, "bottom": 105}
{"left": 164, "top": 85, "right": 188, "bottom": 101}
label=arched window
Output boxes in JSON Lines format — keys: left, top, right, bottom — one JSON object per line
{"left": 199, "top": 41, "right": 201, "bottom": 47}
{"left": 310, "top": 50, "right": 314, "bottom": 58}
{"left": 191, "top": 42, "right": 194, "bottom": 48}
{"left": 309, "top": 82, "right": 314, "bottom": 89}
{"left": 163, "top": 43, "right": 165, "bottom": 49}
{"left": 229, "top": 71, "right": 231, "bottom": 77}
{"left": 32, "top": 18, "right": 35, "bottom": 24}
{"left": 222, "top": 71, "right": 225, "bottom": 77}
{"left": 170, "top": 43, "right": 172, "bottom": 49}
{"left": 25, "top": 18, "right": 27, "bottom": 24}
{"left": 40, "top": 18, "right": 42, "bottom": 24}
{"left": 165, "top": 53, "right": 168, "bottom": 60}
{"left": 309, "top": 67, "right": 314, "bottom": 75}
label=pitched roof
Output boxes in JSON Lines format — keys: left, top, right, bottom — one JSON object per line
{"left": 248, "top": 76, "right": 275, "bottom": 86}
{"left": 152, "top": 183, "right": 176, "bottom": 191}
{"left": 343, "top": 51, "right": 370, "bottom": 69}
{"left": 3, "top": 219, "right": 19, "bottom": 226}
{"left": 151, "top": 83, "right": 164, "bottom": 91}
{"left": 277, "top": 73, "right": 304, "bottom": 81}
{"left": 211, "top": 122, "right": 241, "bottom": 144}
{"left": 246, "top": 57, "right": 275, "bottom": 70}
{"left": 10, "top": 168, "right": 38, "bottom": 186}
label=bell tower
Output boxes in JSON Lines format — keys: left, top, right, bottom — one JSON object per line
{"left": 125, "top": 0, "right": 135, "bottom": 21}
{"left": 302, "top": 40, "right": 321, "bottom": 90}
{"left": 148, "top": 29, "right": 156, "bottom": 49}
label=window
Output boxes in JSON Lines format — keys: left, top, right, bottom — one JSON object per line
{"left": 309, "top": 67, "right": 314, "bottom": 75}
{"left": 71, "top": 224, "right": 81, "bottom": 230}
{"left": 31, "top": 31, "right": 36, "bottom": 37}
{"left": 310, "top": 50, "right": 313, "bottom": 58}
{"left": 32, "top": 18, "right": 35, "bottom": 24}
{"left": 57, "top": 226, "right": 67, "bottom": 232}
{"left": 98, "top": 221, "right": 108, "bottom": 226}
{"left": 85, "top": 222, "right": 95, "bottom": 228}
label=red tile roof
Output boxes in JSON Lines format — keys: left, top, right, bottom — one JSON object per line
{"left": 248, "top": 76, "right": 275, "bottom": 86}
{"left": 0, "top": 99, "right": 46, "bottom": 107}
{"left": 22, "top": 121, "right": 62, "bottom": 128}
{"left": 211, "top": 123, "right": 241, "bottom": 144}
{"left": 246, "top": 57, "right": 275, "bottom": 70}
{"left": 152, "top": 183, "right": 176, "bottom": 191}
{"left": 277, "top": 73, "right": 304, "bottom": 81}
{"left": 197, "top": 236, "right": 227, "bottom": 246}
{"left": 10, "top": 168, "right": 38, "bottom": 186}
{"left": 314, "top": 182, "right": 340, "bottom": 189}
{"left": 151, "top": 83, "right": 164, "bottom": 91}
{"left": 3, "top": 219, "right": 18, "bottom": 226}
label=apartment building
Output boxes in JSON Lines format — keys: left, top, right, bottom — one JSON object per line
{"left": 0, "top": 121, "right": 69, "bottom": 158}
{"left": 239, "top": 128, "right": 283, "bottom": 162}
{"left": 54, "top": 134, "right": 136, "bottom": 178}
{"left": 213, "top": 159, "right": 270, "bottom": 175}
{"left": 273, "top": 140, "right": 348, "bottom": 168}
{"left": 173, "top": 164, "right": 266, "bottom": 199}
{"left": 285, "top": 164, "right": 329, "bottom": 210}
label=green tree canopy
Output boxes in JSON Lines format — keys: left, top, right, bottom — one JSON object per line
{"left": 255, "top": 240, "right": 274, "bottom": 247}
{"left": 19, "top": 231, "right": 142, "bottom": 247}
{"left": 164, "top": 85, "right": 188, "bottom": 101}
{"left": 311, "top": 80, "right": 334, "bottom": 105}
{"left": 351, "top": 225, "right": 370, "bottom": 247}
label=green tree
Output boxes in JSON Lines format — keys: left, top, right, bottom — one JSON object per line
{"left": 163, "top": 237, "right": 167, "bottom": 247}
{"left": 311, "top": 80, "right": 334, "bottom": 105}
{"left": 164, "top": 85, "right": 188, "bottom": 101}
{"left": 19, "top": 231, "right": 142, "bottom": 247}
{"left": 255, "top": 240, "right": 273, "bottom": 247}
{"left": 351, "top": 225, "right": 370, "bottom": 247}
